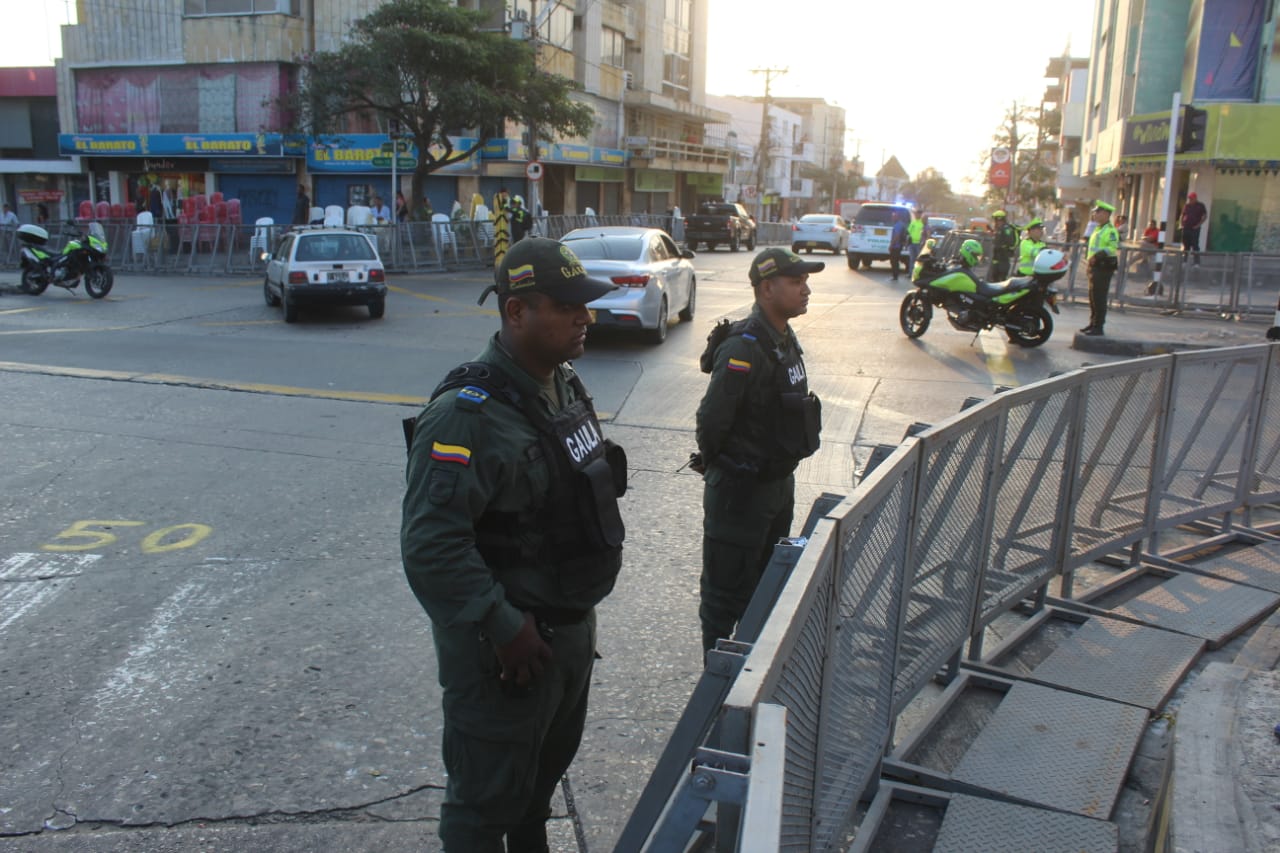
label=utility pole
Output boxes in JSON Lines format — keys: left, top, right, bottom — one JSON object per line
{"left": 751, "top": 67, "right": 786, "bottom": 222}
{"left": 527, "top": 0, "right": 541, "bottom": 223}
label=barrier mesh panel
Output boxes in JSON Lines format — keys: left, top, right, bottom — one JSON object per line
{"left": 1249, "top": 347, "right": 1280, "bottom": 504}
{"left": 981, "top": 393, "right": 1072, "bottom": 621}
{"left": 1157, "top": 352, "right": 1265, "bottom": 522}
{"left": 1071, "top": 367, "right": 1167, "bottom": 558}
{"left": 808, "top": 464, "right": 913, "bottom": 851}
{"left": 764, "top": 548, "right": 835, "bottom": 852}
{"left": 895, "top": 421, "right": 997, "bottom": 706}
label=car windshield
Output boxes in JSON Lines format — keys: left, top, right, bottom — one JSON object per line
{"left": 855, "top": 206, "right": 906, "bottom": 226}
{"left": 563, "top": 235, "right": 645, "bottom": 261}
{"left": 295, "top": 234, "right": 377, "bottom": 262}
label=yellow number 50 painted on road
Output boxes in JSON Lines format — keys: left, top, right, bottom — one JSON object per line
{"left": 41, "top": 520, "right": 213, "bottom": 554}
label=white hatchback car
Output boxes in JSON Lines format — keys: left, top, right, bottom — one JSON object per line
{"left": 559, "top": 226, "right": 696, "bottom": 344}
{"left": 791, "top": 214, "right": 849, "bottom": 255}
{"left": 263, "top": 228, "right": 387, "bottom": 323}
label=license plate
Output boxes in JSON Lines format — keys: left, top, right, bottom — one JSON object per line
{"left": 327, "top": 271, "right": 349, "bottom": 283}
{"left": 873, "top": 228, "right": 888, "bottom": 236}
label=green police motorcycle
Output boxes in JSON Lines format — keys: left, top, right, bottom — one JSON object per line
{"left": 899, "top": 239, "right": 1067, "bottom": 348}
{"left": 17, "top": 221, "right": 114, "bottom": 299}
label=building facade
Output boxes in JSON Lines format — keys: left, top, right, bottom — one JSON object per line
{"left": 1072, "top": 0, "right": 1280, "bottom": 252}
{"left": 0, "top": 67, "right": 82, "bottom": 226}
{"left": 51, "top": 0, "right": 731, "bottom": 224}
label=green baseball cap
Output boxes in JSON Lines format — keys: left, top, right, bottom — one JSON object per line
{"left": 749, "top": 247, "right": 825, "bottom": 286}
{"left": 478, "top": 237, "right": 616, "bottom": 305}
{"left": 1025, "top": 218, "right": 1044, "bottom": 229}
{"left": 1093, "top": 200, "right": 1115, "bottom": 213}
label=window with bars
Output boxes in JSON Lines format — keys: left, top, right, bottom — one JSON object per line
{"left": 184, "top": 0, "right": 299, "bottom": 14}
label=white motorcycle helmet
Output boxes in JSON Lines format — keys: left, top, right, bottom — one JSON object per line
{"left": 1033, "top": 248, "right": 1069, "bottom": 281}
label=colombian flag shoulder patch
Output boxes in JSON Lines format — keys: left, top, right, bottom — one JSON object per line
{"left": 727, "top": 357, "right": 751, "bottom": 373}
{"left": 430, "top": 441, "right": 472, "bottom": 466}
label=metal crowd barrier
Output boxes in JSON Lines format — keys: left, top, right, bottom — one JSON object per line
{"left": 620, "top": 343, "right": 1280, "bottom": 851}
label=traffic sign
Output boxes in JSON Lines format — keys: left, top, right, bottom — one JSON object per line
{"left": 525, "top": 160, "right": 544, "bottom": 182}
{"left": 370, "top": 156, "right": 417, "bottom": 169}
{"left": 379, "top": 141, "right": 412, "bottom": 154}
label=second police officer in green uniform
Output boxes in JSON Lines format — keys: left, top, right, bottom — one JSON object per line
{"left": 989, "top": 209, "right": 1019, "bottom": 282}
{"left": 693, "top": 247, "right": 824, "bottom": 655}
{"left": 1016, "top": 218, "right": 1047, "bottom": 276}
{"left": 1084, "top": 201, "right": 1120, "bottom": 336}
{"left": 401, "top": 237, "right": 628, "bottom": 852}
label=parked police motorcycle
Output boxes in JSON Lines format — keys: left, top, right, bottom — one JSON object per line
{"left": 899, "top": 239, "right": 1067, "bottom": 348}
{"left": 17, "top": 221, "right": 114, "bottom": 299}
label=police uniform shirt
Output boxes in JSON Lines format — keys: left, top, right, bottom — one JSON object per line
{"left": 696, "top": 304, "right": 808, "bottom": 471}
{"left": 401, "top": 334, "right": 579, "bottom": 648}
{"left": 1017, "top": 237, "right": 1046, "bottom": 275}
{"left": 1089, "top": 221, "right": 1120, "bottom": 260}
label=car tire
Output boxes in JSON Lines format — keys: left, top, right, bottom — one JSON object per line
{"left": 848, "top": 253, "right": 861, "bottom": 270}
{"left": 282, "top": 290, "right": 298, "bottom": 323}
{"left": 678, "top": 278, "right": 696, "bottom": 322}
{"left": 746, "top": 234, "right": 756, "bottom": 251}
{"left": 646, "top": 296, "right": 668, "bottom": 345}
{"left": 861, "top": 257, "right": 873, "bottom": 269}
{"left": 263, "top": 276, "right": 280, "bottom": 307}
{"left": 368, "top": 298, "right": 385, "bottom": 319}
{"left": 706, "top": 242, "right": 717, "bottom": 252}
{"left": 792, "top": 244, "right": 801, "bottom": 253}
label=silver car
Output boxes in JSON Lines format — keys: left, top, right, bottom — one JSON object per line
{"left": 263, "top": 228, "right": 387, "bottom": 323}
{"left": 791, "top": 213, "right": 849, "bottom": 254}
{"left": 559, "top": 226, "right": 696, "bottom": 344}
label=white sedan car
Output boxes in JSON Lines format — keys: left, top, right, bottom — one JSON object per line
{"left": 559, "top": 226, "right": 696, "bottom": 344}
{"left": 791, "top": 213, "right": 849, "bottom": 255}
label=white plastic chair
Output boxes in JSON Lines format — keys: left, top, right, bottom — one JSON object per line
{"left": 473, "top": 204, "right": 494, "bottom": 246}
{"left": 323, "top": 205, "right": 344, "bottom": 227}
{"left": 249, "top": 217, "right": 273, "bottom": 263}
{"left": 346, "top": 205, "right": 373, "bottom": 227}
{"left": 131, "top": 211, "right": 155, "bottom": 258}
{"left": 308, "top": 206, "right": 324, "bottom": 225}
{"left": 432, "top": 212, "right": 456, "bottom": 257}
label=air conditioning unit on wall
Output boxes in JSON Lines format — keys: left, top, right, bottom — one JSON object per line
{"left": 623, "top": 71, "right": 634, "bottom": 90}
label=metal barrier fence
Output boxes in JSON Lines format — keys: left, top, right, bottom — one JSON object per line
{"left": 0, "top": 214, "right": 795, "bottom": 279}
{"left": 621, "top": 342, "right": 1280, "bottom": 851}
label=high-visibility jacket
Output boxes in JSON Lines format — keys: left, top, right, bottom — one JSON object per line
{"left": 907, "top": 218, "right": 924, "bottom": 244}
{"left": 1088, "top": 222, "right": 1119, "bottom": 260}
{"left": 1017, "top": 237, "right": 1046, "bottom": 275}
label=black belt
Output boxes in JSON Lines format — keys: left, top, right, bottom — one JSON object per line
{"left": 531, "top": 607, "right": 589, "bottom": 626}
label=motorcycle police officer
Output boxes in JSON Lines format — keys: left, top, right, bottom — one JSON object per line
{"left": 989, "top": 210, "right": 1019, "bottom": 281}
{"left": 401, "top": 237, "right": 627, "bottom": 852}
{"left": 1083, "top": 201, "right": 1120, "bottom": 336}
{"left": 1016, "top": 218, "right": 1047, "bottom": 276}
{"left": 694, "top": 247, "right": 824, "bottom": 654}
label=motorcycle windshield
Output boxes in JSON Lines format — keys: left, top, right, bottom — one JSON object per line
{"left": 89, "top": 234, "right": 108, "bottom": 252}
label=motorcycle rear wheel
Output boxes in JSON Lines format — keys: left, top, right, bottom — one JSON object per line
{"left": 84, "top": 265, "right": 114, "bottom": 299}
{"left": 900, "top": 291, "right": 932, "bottom": 338}
{"left": 1006, "top": 306, "right": 1053, "bottom": 347}
{"left": 19, "top": 268, "right": 49, "bottom": 295}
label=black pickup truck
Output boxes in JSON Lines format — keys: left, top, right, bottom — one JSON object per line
{"left": 684, "top": 202, "right": 757, "bottom": 252}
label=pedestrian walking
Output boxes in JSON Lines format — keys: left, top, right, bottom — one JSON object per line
{"left": 1180, "top": 192, "right": 1207, "bottom": 266}
{"left": 1064, "top": 209, "right": 1079, "bottom": 244}
{"left": 401, "top": 236, "right": 627, "bottom": 853}
{"left": 888, "top": 212, "right": 907, "bottom": 281}
{"left": 693, "top": 247, "right": 825, "bottom": 655}
{"left": 989, "top": 210, "right": 1018, "bottom": 281}
{"left": 292, "top": 184, "right": 310, "bottom": 226}
{"left": 1082, "top": 201, "right": 1119, "bottom": 336}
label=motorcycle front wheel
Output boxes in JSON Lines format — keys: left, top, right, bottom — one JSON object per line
{"left": 19, "top": 267, "right": 49, "bottom": 295}
{"left": 1006, "top": 306, "right": 1053, "bottom": 347}
{"left": 84, "top": 265, "right": 114, "bottom": 299}
{"left": 899, "top": 291, "right": 932, "bottom": 338}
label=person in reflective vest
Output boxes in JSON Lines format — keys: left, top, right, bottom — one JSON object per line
{"left": 1016, "top": 218, "right": 1047, "bottom": 276}
{"left": 989, "top": 210, "right": 1018, "bottom": 281}
{"left": 1083, "top": 201, "right": 1120, "bottom": 336}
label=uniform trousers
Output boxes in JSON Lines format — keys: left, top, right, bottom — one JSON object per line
{"left": 1088, "top": 262, "right": 1115, "bottom": 330}
{"left": 433, "top": 613, "right": 595, "bottom": 852}
{"left": 700, "top": 469, "right": 795, "bottom": 653}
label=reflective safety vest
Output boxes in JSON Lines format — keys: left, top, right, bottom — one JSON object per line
{"left": 1017, "top": 238, "right": 1046, "bottom": 275}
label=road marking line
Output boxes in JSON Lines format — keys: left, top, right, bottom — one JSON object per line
{"left": 0, "top": 360, "right": 427, "bottom": 405}
{"left": 0, "top": 306, "right": 45, "bottom": 316}
{"left": 0, "top": 553, "right": 101, "bottom": 633}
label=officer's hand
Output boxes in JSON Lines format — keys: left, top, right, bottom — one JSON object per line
{"left": 496, "top": 612, "right": 553, "bottom": 687}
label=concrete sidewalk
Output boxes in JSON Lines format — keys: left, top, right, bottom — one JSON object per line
{"left": 1060, "top": 298, "right": 1269, "bottom": 357}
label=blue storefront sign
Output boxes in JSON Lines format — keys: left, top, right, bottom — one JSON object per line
{"left": 59, "top": 133, "right": 285, "bottom": 157}
{"left": 307, "top": 135, "right": 481, "bottom": 173}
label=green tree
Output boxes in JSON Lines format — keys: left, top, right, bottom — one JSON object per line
{"left": 900, "top": 168, "right": 956, "bottom": 214}
{"left": 982, "top": 102, "right": 1058, "bottom": 222}
{"left": 285, "top": 0, "right": 595, "bottom": 210}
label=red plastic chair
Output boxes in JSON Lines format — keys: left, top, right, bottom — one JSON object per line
{"left": 95, "top": 201, "right": 111, "bottom": 220}
{"left": 214, "top": 202, "right": 228, "bottom": 223}
{"left": 210, "top": 192, "right": 224, "bottom": 205}
{"left": 196, "top": 208, "right": 216, "bottom": 253}
{"left": 78, "top": 200, "right": 93, "bottom": 220}
{"left": 123, "top": 202, "right": 136, "bottom": 219}
{"left": 193, "top": 195, "right": 207, "bottom": 214}
{"left": 110, "top": 203, "right": 123, "bottom": 220}
{"left": 183, "top": 197, "right": 196, "bottom": 218}
{"left": 226, "top": 198, "right": 241, "bottom": 224}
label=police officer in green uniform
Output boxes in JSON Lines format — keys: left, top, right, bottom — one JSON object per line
{"left": 1016, "top": 218, "right": 1047, "bottom": 276}
{"left": 989, "top": 210, "right": 1019, "bottom": 281}
{"left": 1083, "top": 201, "right": 1120, "bottom": 336}
{"left": 694, "top": 247, "right": 824, "bottom": 654}
{"left": 401, "top": 237, "right": 627, "bottom": 852}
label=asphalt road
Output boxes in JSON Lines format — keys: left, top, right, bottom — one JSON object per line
{"left": 0, "top": 250, "right": 1130, "bottom": 851}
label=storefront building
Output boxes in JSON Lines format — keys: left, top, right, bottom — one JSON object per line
{"left": 0, "top": 67, "right": 83, "bottom": 226}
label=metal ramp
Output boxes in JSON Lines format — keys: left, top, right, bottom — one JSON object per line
{"left": 950, "top": 682, "right": 1147, "bottom": 818}
{"left": 933, "top": 794, "right": 1118, "bottom": 853}
{"left": 1182, "top": 540, "right": 1280, "bottom": 594}
{"left": 1109, "top": 572, "right": 1280, "bottom": 648}
{"left": 1024, "top": 615, "right": 1203, "bottom": 710}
